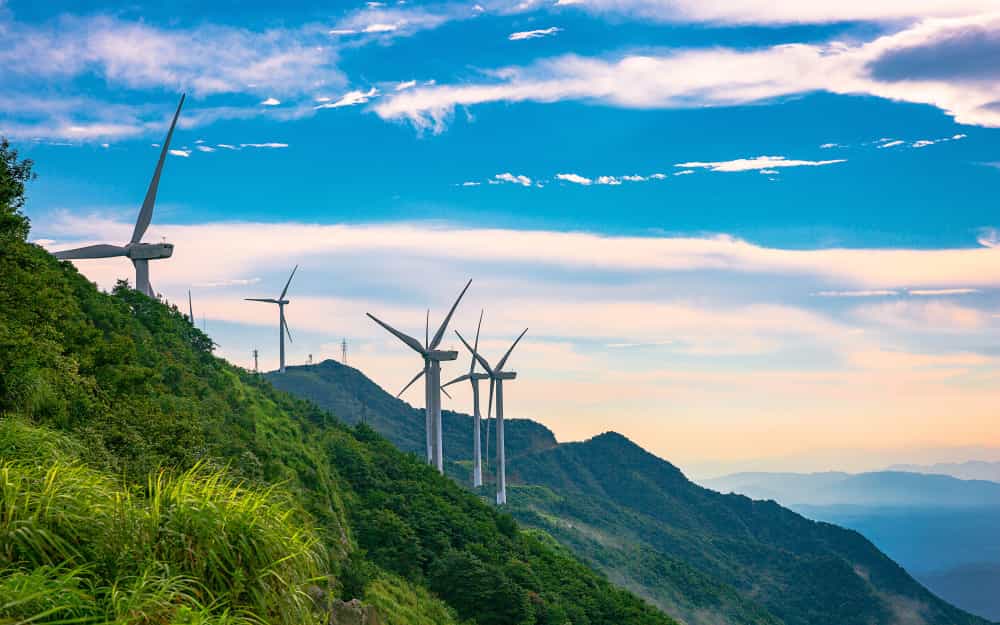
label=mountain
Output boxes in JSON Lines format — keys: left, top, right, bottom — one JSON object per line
{"left": 267, "top": 358, "right": 992, "bottom": 625}
{"left": 702, "top": 470, "right": 1000, "bottom": 507}
{"left": 888, "top": 461, "right": 1000, "bottom": 483}
{"left": 0, "top": 148, "right": 675, "bottom": 625}
{"left": 704, "top": 471, "right": 1000, "bottom": 621}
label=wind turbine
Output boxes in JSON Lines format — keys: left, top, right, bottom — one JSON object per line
{"left": 188, "top": 290, "right": 194, "bottom": 325}
{"left": 245, "top": 265, "right": 297, "bottom": 373}
{"left": 442, "top": 310, "right": 489, "bottom": 487}
{"left": 457, "top": 327, "right": 527, "bottom": 505}
{"left": 367, "top": 280, "right": 471, "bottom": 473}
{"left": 53, "top": 95, "right": 186, "bottom": 298}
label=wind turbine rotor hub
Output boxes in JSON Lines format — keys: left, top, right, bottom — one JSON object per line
{"left": 126, "top": 242, "right": 174, "bottom": 260}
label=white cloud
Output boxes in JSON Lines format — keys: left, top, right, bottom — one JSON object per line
{"left": 908, "top": 288, "right": 979, "bottom": 296}
{"left": 239, "top": 142, "right": 289, "bottom": 149}
{"left": 815, "top": 290, "right": 898, "bottom": 297}
{"left": 217, "top": 143, "right": 238, "bottom": 150}
{"left": 261, "top": 97, "right": 281, "bottom": 106}
{"left": 556, "top": 172, "right": 592, "bottom": 185}
{"left": 395, "top": 80, "right": 418, "bottom": 91}
{"left": 374, "top": 14, "right": 1000, "bottom": 132}
{"left": 758, "top": 168, "right": 779, "bottom": 175}
{"left": 509, "top": 26, "right": 562, "bottom": 41}
{"left": 364, "top": 23, "right": 399, "bottom": 32}
{"left": 674, "top": 169, "right": 694, "bottom": 176}
{"left": 649, "top": 173, "right": 667, "bottom": 179}
{"left": 195, "top": 277, "right": 262, "bottom": 288}
{"left": 596, "top": 175, "right": 621, "bottom": 185}
{"left": 820, "top": 143, "right": 844, "bottom": 149}
{"left": 878, "top": 140, "right": 905, "bottom": 148}
{"left": 315, "top": 87, "right": 379, "bottom": 109}
{"left": 551, "top": 0, "right": 997, "bottom": 25}
{"left": 461, "top": 181, "right": 481, "bottom": 186}
{"left": 196, "top": 145, "right": 216, "bottom": 153}
{"left": 675, "top": 156, "right": 846, "bottom": 173}
{"left": 622, "top": 174, "right": 646, "bottom": 181}
{"left": 494, "top": 172, "right": 532, "bottom": 186}
{"left": 168, "top": 149, "right": 190, "bottom": 157}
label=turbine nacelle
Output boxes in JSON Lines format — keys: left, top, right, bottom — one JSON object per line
{"left": 427, "top": 349, "right": 459, "bottom": 361}
{"left": 126, "top": 242, "right": 174, "bottom": 260}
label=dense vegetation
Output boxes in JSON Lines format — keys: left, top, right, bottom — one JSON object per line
{"left": 0, "top": 141, "right": 675, "bottom": 624}
{"left": 270, "top": 358, "right": 995, "bottom": 625}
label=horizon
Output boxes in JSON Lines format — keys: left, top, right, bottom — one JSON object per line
{"left": 7, "top": 0, "right": 1000, "bottom": 477}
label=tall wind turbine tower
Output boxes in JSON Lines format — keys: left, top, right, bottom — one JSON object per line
{"left": 53, "top": 95, "right": 185, "bottom": 297}
{"left": 245, "top": 265, "right": 298, "bottom": 373}
{"left": 367, "top": 280, "right": 471, "bottom": 472}
{"left": 188, "top": 290, "right": 194, "bottom": 325}
{"left": 458, "top": 327, "right": 527, "bottom": 505}
{"left": 443, "top": 311, "right": 489, "bottom": 487}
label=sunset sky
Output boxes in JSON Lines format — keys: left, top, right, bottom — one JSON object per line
{"left": 6, "top": 0, "right": 1000, "bottom": 476}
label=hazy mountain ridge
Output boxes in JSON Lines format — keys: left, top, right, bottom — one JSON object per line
{"left": 703, "top": 470, "right": 1000, "bottom": 507}
{"left": 888, "top": 461, "right": 1000, "bottom": 483}
{"left": 273, "top": 359, "right": 993, "bottom": 625}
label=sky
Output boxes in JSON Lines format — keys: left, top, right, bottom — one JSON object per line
{"left": 5, "top": 0, "right": 1000, "bottom": 478}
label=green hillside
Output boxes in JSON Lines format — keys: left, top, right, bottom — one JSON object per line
{"left": 0, "top": 141, "right": 676, "bottom": 625}
{"left": 265, "top": 357, "right": 994, "bottom": 625}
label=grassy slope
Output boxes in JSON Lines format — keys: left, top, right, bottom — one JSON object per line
{"left": 264, "top": 359, "right": 995, "bottom": 625}
{"left": 0, "top": 230, "right": 676, "bottom": 625}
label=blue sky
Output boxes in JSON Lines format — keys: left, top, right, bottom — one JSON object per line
{"left": 6, "top": 0, "right": 1000, "bottom": 476}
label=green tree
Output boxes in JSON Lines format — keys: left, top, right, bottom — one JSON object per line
{"left": 0, "top": 138, "right": 34, "bottom": 242}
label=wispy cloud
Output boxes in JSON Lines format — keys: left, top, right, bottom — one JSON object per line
{"left": 195, "top": 277, "right": 262, "bottom": 288}
{"left": 675, "top": 156, "right": 846, "bottom": 173}
{"left": 374, "top": 14, "right": 1000, "bottom": 132}
{"left": 556, "top": 172, "right": 592, "bottom": 185}
{"left": 261, "top": 97, "right": 281, "bottom": 106}
{"left": 493, "top": 172, "right": 533, "bottom": 186}
{"left": 168, "top": 149, "right": 191, "bottom": 157}
{"left": 315, "top": 87, "right": 379, "bottom": 109}
{"left": 908, "top": 288, "right": 979, "bottom": 296}
{"left": 815, "top": 290, "right": 899, "bottom": 297}
{"left": 509, "top": 26, "right": 562, "bottom": 41}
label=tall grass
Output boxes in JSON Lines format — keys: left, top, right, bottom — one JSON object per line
{"left": 0, "top": 453, "right": 327, "bottom": 625}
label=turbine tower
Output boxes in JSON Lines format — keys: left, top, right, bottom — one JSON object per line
{"left": 53, "top": 95, "right": 186, "bottom": 297}
{"left": 245, "top": 265, "right": 298, "bottom": 373}
{"left": 367, "top": 280, "right": 471, "bottom": 473}
{"left": 442, "top": 310, "right": 489, "bottom": 487}
{"left": 188, "top": 290, "right": 194, "bottom": 325}
{"left": 457, "top": 327, "right": 527, "bottom": 505}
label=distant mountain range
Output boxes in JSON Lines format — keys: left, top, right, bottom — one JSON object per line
{"left": 888, "top": 461, "right": 1000, "bottom": 483}
{"left": 701, "top": 470, "right": 1000, "bottom": 507}
{"left": 703, "top": 470, "right": 1000, "bottom": 621}
{"left": 269, "top": 360, "right": 992, "bottom": 625}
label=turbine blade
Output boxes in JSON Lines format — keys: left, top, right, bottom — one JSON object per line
{"left": 430, "top": 278, "right": 471, "bottom": 349}
{"left": 283, "top": 318, "right": 293, "bottom": 343}
{"left": 441, "top": 386, "right": 452, "bottom": 400}
{"left": 397, "top": 369, "right": 425, "bottom": 398}
{"left": 279, "top": 264, "right": 298, "bottom": 300}
{"left": 132, "top": 93, "right": 185, "bottom": 244}
{"left": 470, "top": 309, "right": 484, "bottom": 375}
{"left": 53, "top": 244, "right": 128, "bottom": 259}
{"left": 367, "top": 313, "right": 426, "bottom": 355}
{"left": 245, "top": 298, "right": 279, "bottom": 303}
{"left": 442, "top": 373, "right": 471, "bottom": 389}
{"left": 425, "top": 309, "right": 429, "bottom": 349}
{"left": 486, "top": 377, "right": 495, "bottom": 422}
{"left": 188, "top": 290, "right": 194, "bottom": 323}
{"left": 497, "top": 328, "right": 528, "bottom": 371}
{"left": 456, "top": 330, "right": 493, "bottom": 374}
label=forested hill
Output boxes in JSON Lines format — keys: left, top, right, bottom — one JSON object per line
{"left": 0, "top": 142, "right": 676, "bottom": 625}
{"left": 269, "top": 359, "right": 558, "bottom": 462}
{"left": 267, "top": 359, "right": 994, "bottom": 625}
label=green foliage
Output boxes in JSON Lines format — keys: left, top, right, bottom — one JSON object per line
{"left": 364, "top": 573, "right": 462, "bottom": 625}
{"left": 0, "top": 138, "right": 34, "bottom": 243}
{"left": 0, "top": 455, "right": 323, "bottom": 625}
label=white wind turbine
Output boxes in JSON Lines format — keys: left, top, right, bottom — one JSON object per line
{"left": 367, "top": 280, "right": 471, "bottom": 473}
{"left": 442, "top": 310, "right": 489, "bottom": 487}
{"left": 456, "top": 326, "right": 527, "bottom": 505}
{"left": 53, "top": 95, "right": 185, "bottom": 298}
{"left": 245, "top": 265, "right": 298, "bottom": 373}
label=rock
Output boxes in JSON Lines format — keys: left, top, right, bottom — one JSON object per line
{"left": 329, "top": 598, "right": 380, "bottom": 625}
